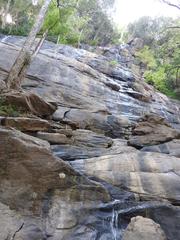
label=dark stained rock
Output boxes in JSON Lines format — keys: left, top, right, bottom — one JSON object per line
{"left": 49, "top": 129, "right": 113, "bottom": 161}
{"left": 51, "top": 135, "right": 129, "bottom": 161}
{"left": 2, "top": 91, "right": 57, "bottom": 117}
{"left": 1, "top": 117, "right": 51, "bottom": 132}
{"left": 117, "top": 202, "right": 180, "bottom": 240}
{"left": 0, "top": 80, "right": 6, "bottom": 91}
{"left": 72, "top": 129, "right": 113, "bottom": 148}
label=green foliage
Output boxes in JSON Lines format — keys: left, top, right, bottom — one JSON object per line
{"left": 109, "top": 60, "right": 118, "bottom": 67}
{"left": 78, "top": 0, "right": 120, "bottom": 46}
{"left": 0, "top": 0, "right": 41, "bottom": 36}
{"left": 42, "top": 1, "right": 79, "bottom": 45}
{"left": 136, "top": 46, "right": 157, "bottom": 69}
{"left": 144, "top": 68, "right": 166, "bottom": 91}
{"left": 0, "top": 0, "right": 119, "bottom": 46}
{"left": 0, "top": 97, "right": 20, "bottom": 117}
{"left": 127, "top": 16, "right": 180, "bottom": 99}
{"left": 126, "top": 16, "right": 173, "bottom": 46}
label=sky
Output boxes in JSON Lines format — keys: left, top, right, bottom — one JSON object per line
{"left": 113, "top": 0, "right": 180, "bottom": 26}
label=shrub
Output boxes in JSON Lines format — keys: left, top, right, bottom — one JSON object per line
{"left": 0, "top": 97, "right": 20, "bottom": 117}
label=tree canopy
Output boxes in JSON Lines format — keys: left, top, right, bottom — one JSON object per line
{"left": 0, "top": 0, "right": 119, "bottom": 46}
{"left": 126, "top": 16, "right": 180, "bottom": 98}
{"left": 0, "top": 0, "right": 179, "bottom": 99}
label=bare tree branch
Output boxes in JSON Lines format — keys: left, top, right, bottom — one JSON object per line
{"left": 160, "top": 0, "right": 180, "bottom": 10}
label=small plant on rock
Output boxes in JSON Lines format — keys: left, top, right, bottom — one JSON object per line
{"left": 0, "top": 97, "right": 20, "bottom": 117}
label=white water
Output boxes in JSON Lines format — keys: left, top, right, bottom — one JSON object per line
{"left": 111, "top": 208, "right": 119, "bottom": 240}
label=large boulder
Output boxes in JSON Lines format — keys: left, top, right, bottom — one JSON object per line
{"left": 2, "top": 91, "right": 57, "bottom": 117}
{"left": 122, "top": 216, "right": 166, "bottom": 240}
{"left": 128, "top": 114, "right": 180, "bottom": 148}
{"left": 0, "top": 127, "right": 110, "bottom": 239}
{"left": 1, "top": 117, "right": 51, "bottom": 132}
{"left": 0, "top": 127, "right": 76, "bottom": 211}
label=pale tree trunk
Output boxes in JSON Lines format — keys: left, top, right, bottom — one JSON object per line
{"left": 6, "top": 0, "right": 52, "bottom": 90}
{"left": 92, "top": 20, "right": 106, "bottom": 43}
{"left": 1, "top": 0, "right": 12, "bottom": 29}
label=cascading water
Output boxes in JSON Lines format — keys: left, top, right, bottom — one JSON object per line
{"left": 42, "top": 148, "right": 180, "bottom": 240}
{"left": 111, "top": 207, "right": 119, "bottom": 240}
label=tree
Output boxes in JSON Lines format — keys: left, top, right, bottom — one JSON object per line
{"left": 126, "top": 16, "right": 174, "bottom": 46}
{"left": 76, "top": 0, "right": 119, "bottom": 46}
{"left": 0, "top": 0, "right": 12, "bottom": 29}
{"left": 126, "top": 16, "right": 180, "bottom": 98}
{"left": 3, "top": 0, "right": 118, "bottom": 90}
{"left": 160, "top": 0, "right": 180, "bottom": 10}
{"left": 5, "top": 0, "right": 52, "bottom": 90}
{"left": 42, "top": 0, "right": 85, "bottom": 45}
{"left": 0, "top": 0, "right": 41, "bottom": 35}
{"left": 42, "top": 0, "right": 118, "bottom": 46}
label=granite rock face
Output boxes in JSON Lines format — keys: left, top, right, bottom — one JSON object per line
{"left": 0, "top": 35, "right": 180, "bottom": 240}
{"left": 0, "top": 36, "right": 180, "bottom": 137}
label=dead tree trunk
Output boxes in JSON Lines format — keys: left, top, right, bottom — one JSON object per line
{"left": 6, "top": 0, "right": 52, "bottom": 90}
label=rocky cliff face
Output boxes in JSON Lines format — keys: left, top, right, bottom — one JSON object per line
{"left": 0, "top": 35, "right": 180, "bottom": 240}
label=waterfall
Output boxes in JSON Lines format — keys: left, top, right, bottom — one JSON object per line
{"left": 111, "top": 208, "right": 119, "bottom": 240}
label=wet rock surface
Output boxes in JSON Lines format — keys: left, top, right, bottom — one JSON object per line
{"left": 71, "top": 149, "right": 180, "bottom": 204}
{"left": 141, "top": 139, "right": 180, "bottom": 158}
{"left": 0, "top": 35, "right": 180, "bottom": 240}
{"left": 0, "top": 36, "right": 180, "bottom": 133}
